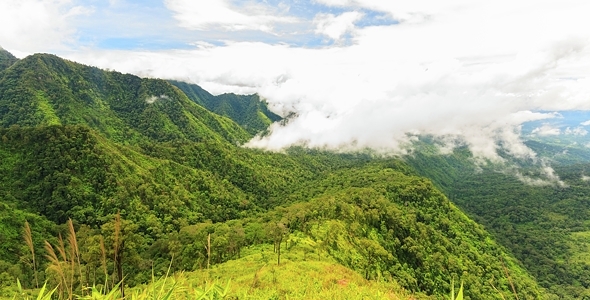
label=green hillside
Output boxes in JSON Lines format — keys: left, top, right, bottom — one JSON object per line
{"left": 126, "top": 243, "right": 429, "bottom": 300}
{"left": 0, "top": 54, "right": 250, "bottom": 144}
{"left": 170, "top": 80, "right": 282, "bottom": 135}
{"left": 0, "top": 51, "right": 545, "bottom": 299}
{"left": 405, "top": 141, "right": 590, "bottom": 299}
{"left": 0, "top": 47, "right": 18, "bottom": 72}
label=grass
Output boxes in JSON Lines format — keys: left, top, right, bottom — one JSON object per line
{"left": 3, "top": 230, "right": 431, "bottom": 300}
{"left": 23, "top": 222, "right": 38, "bottom": 289}
{"left": 449, "top": 280, "right": 463, "bottom": 300}
{"left": 165, "top": 244, "right": 431, "bottom": 300}
{"left": 11, "top": 280, "right": 57, "bottom": 300}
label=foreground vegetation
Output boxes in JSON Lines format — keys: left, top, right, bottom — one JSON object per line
{"left": 1, "top": 126, "right": 540, "bottom": 299}
{"left": 4, "top": 243, "right": 430, "bottom": 300}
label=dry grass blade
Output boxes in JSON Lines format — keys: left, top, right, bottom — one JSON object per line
{"left": 24, "top": 221, "right": 39, "bottom": 288}
{"left": 114, "top": 213, "right": 121, "bottom": 257}
{"left": 489, "top": 277, "right": 506, "bottom": 300}
{"left": 44, "top": 241, "right": 61, "bottom": 275}
{"left": 157, "top": 255, "right": 175, "bottom": 299}
{"left": 45, "top": 240, "right": 67, "bottom": 299}
{"left": 113, "top": 211, "right": 125, "bottom": 298}
{"left": 57, "top": 234, "right": 68, "bottom": 263}
{"left": 55, "top": 232, "right": 74, "bottom": 299}
{"left": 68, "top": 219, "right": 84, "bottom": 295}
{"left": 67, "top": 219, "right": 81, "bottom": 268}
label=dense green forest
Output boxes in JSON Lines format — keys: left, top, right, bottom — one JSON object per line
{"left": 406, "top": 140, "right": 590, "bottom": 299}
{"left": 0, "top": 48, "right": 18, "bottom": 73}
{"left": 169, "top": 80, "right": 282, "bottom": 135}
{"left": 0, "top": 50, "right": 553, "bottom": 299}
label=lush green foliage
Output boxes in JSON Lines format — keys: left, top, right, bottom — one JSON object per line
{"left": 406, "top": 142, "right": 590, "bottom": 299}
{"left": 4, "top": 245, "right": 425, "bottom": 300}
{"left": 0, "top": 50, "right": 546, "bottom": 299}
{"left": 170, "top": 80, "right": 281, "bottom": 135}
{"left": 141, "top": 243, "right": 428, "bottom": 300}
{"left": 0, "top": 54, "right": 250, "bottom": 143}
{"left": 0, "top": 47, "right": 18, "bottom": 73}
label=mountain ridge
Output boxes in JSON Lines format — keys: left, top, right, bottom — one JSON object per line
{"left": 0, "top": 47, "right": 18, "bottom": 72}
{"left": 0, "top": 53, "right": 251, "bottom": 144}
{"left": 0, "top": 50, "right": 544, "bottom": 299}
{"left": 169, "top": 79, "right": 282, "bottom": 135}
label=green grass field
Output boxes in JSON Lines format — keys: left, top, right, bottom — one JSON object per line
{"left": 3, "top": 242, "right": 429, "bottom": 300}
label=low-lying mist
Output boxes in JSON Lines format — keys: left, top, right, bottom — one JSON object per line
{"left": 63, "top": 1, "right": 590, "bottom": 186}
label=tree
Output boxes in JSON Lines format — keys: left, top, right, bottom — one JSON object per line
{"left": 267, "top": 221, "right": 289, "bottom": 266}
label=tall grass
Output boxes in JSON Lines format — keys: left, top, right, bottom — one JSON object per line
{"left": 23, "top": 221, "right": 39, "bottom": 289}
{"left": 67, "top": 219, "right": 83, "bottom": 295}
{"left": 44, "top": 240, "right": 67, "bottom": 299}
{"left": 112, "top": 212, "right": 124, "bottom": 298}
{"left": 40, "top": 219, "right": 86, "bottom": 300}
{"left": 16, "top": 215, "right": 130, "bottom": 300}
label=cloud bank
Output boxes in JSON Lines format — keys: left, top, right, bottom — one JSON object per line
{"left": 53, "top": 1, "right": 590, "bottom": 172}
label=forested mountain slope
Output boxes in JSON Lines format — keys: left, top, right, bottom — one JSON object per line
{"left": 169, "top": 80, "right": 282, "bottom": 135}
{"left": 0, "top": 50, "right": 544, "bottom": 299}
{"left": 0, "top": 47, "right": 18, "bottom": 72}
{"left": 406, "top": 141, "right": 590, "bottom": 299}
{"left": 0, "top": 54, "right": 250, "bottom": 144}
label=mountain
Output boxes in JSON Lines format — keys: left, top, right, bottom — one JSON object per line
{"left": 0, "top": 50, "right": 544, "bottom": 299}
{"left": 0, "top": 54, "right": 251, "bottom": 144}
{"left": 0, "top": 47, "right": 18, "bottom": 72}
{"left": 405, "top": 139, "right": 590, "bottom": 298}
{"left": 169, "top": 80, "right": 282, "bottom": 135}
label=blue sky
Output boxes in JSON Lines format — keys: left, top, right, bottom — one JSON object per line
{"left": 2, "top": 0, "right": 590, "bottom": 168}
{"left": 76, "top": 0, "right": 180, "bottom": 49}
{"left": 50, "top": 0, "right": 397, "bottom": 51}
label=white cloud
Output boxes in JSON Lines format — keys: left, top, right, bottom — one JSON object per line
{"left": 63, "top": 0, "right": 590, "bottom": 165}
{"left": 514, "top": 164, "right": 566, "bottom": 187}
{"left": 581, "top": 120, "right": 590, "bottom": 126}
{"left": 146, "top": 94, "right": 170, "bottom": 104}
{"left": 314, "top": 0, "right": 353, "bottom": 6}
{"left": 314, "top": 11, "right": 363, "bottom": 41}
{"left": 532, "top": 125, "right": 561, "bottom": 136}
{"left": 164, "top": 0, "right": 296, "bottom": 32}
{"left": 565, "top": 126, "right": 588, "bottom": 136}
{"left": 0, "top": 0, "right": 92, "bottom": 55}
